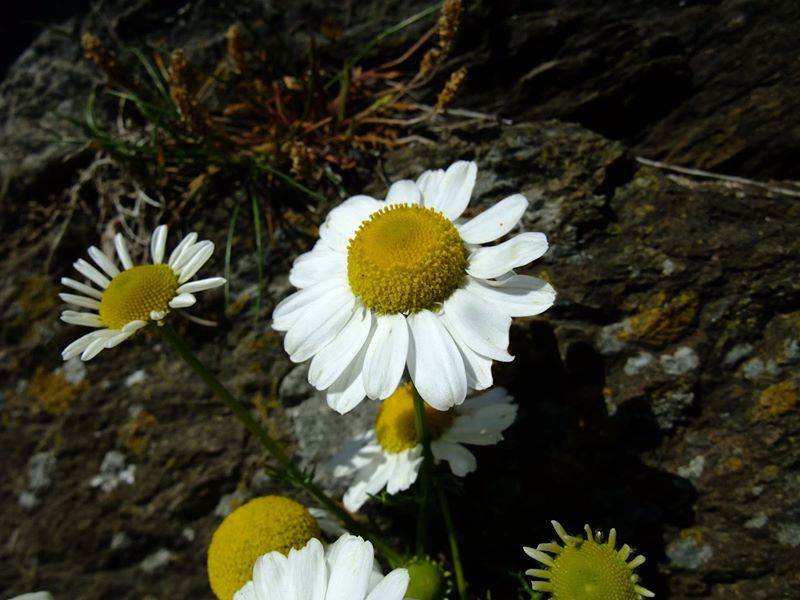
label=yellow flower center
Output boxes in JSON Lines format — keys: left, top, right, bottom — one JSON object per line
{"left": 375, "top": 383, "right": 455, "bottom": 453}
{"left": 549, "top": 536, "right": 641, "bottom": 600}
{"left": 99, "top": 264, "right": 178, "bottom": 329}
{"left": 207, "top": 495, "right": 321, "bottom": 600}
{"left": 347, "top": 204, "right": 468, "bottom": 314}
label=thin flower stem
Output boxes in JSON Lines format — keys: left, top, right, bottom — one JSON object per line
{"left": 156, "top": 322, "right": 405, "bottom": 567}
{"left": 412, "top": 386, "right": 434, "bottom": 556}
{"left": 435, "top": 481, "right": 467, "bottom": 600}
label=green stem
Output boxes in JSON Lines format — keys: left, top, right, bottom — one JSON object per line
{"left": 412, "top": 386, "right": 434, "bottom": 556}
{"left": 157, "top": 323, "right": 405, "bottom": 567}
{"left": 435, "top": 481, "right": 467, "bottom": 600}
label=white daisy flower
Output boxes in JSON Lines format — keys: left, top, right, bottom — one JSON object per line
{"left": 59, "top": 225, "right": 225, "bottom": 361}
{"left": 233, "top": 534, "right": 410, "bottom": 600}
{"left": 331, "top": 383, "right": 517, "bottom": 512}
{"left": 272, "top": 160, "right": 555, "bottom": 413}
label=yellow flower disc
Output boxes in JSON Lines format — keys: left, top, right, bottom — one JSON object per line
{"left": 99, "top": 264, "right": 178, "bottom": 329}
{"left": 347, "top": 204, "right": 468, "bottom": 314}
{"left": 549, "top": 538, "right": 640, "bottom": 600}
{"left": 375, "top": 383, "right": 455, "bottom": 453}
{"left": 207, "top": 495, "right": 321, "bottom": 600}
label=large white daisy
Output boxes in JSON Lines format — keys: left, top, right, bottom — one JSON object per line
{"left": 331, "top": 384, "right": 517, "bottom": 512}
{"left": 273, "top": 161, "right": 555, "bottom": 413}
{"left": 59, "top": 225, "right": 225, "bottom": 361}
{"left": 233, "top": 534, "right": 410, "bottom": 600}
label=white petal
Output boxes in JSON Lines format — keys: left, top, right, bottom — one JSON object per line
{"left": 326, "top": 341, "right": 370, "bottom": 414}
{"left": 169, "top": 293, "right": 196, "bottom": 309}
{"left": 428, "top": 161, "right": 477, "bottom": 220}
{"left": 88, "top": 246, "right": 120, "bottom": 277}
{"left": 62, "top": 330, "right": 106, "bottom": 359}
{"left": 290, "top": 248, "right": 346, "bottom": 289}
{"left": 168, "top": 232, "right": 199, "bottom": 269}
{"left": 440, "top": 289, "right": 512, "bottom": 362}
{"left": 362, "top": 314, "right": 409, "bottom": 400}
{"left": 234, "top": 581, "right": 257, "bottom": 600}
{"left": 177, "top": 277, "right": 227, "bottom": 294}
{"left": 325, "top": 536, "right": 374, "bottom": 600}
{"left": 288, "top": 539, "right": 327, "bottom": 600}
{"left": 384, "top": 449, "right": 422, "bottom": 494}
{"left": 407, "top": 310, "right": 466, "bottom": 410}
{"left": 177, "top": 241, "right": 214, "bottom": 284}
{"left": 319, "top": 195, "right": 382, "bottom": 251}
{"left": 74, "top": 259, "right": 110, "bottom": 289}
{"left": 441, "top": 320, "right": 494, "bottom": 390}
{"left": 272, "top": 278, "right": 349, "bottom": 332}
{"left": 114, "top": 233, "right": 134, "bottom": 270}
{"left": 60, "top": 310, "right": 103, "bottom": 328}
{"left": 150, "top": 225, "right": 168, "bottom": 263}
{"left": 457, "top": 193, "right": 528, "bottom": 244}
{"left": 104, "top": 330, "right": 135, "bottom": 348}
{"left": 465, "top": 275, "right": 555, "bottom": 317}
{"left": 365, "top": 569, "right": 410, "bottom": 600}
{"left": 82, "top": 334, "right": 114, "bottom": 361}
{"left": 467, "top": 232, "right": 548, "bottom": 279}
{"left": 342, "top": 454, "right": 387, "bottom": 512}
{"left": 59, "top": 293, "right": 101, "bottom": 310}
{"left": 385, "top": 179, "right": 420, "bottom": 206}
{"left": 416, "top": 168, "right": 445, "bottom": 205}
{"left": 122, "top": 320, "right": 147, "bottom": 333}
{"left": 284, "top": 289, "right": 355, "bottom": 363}
{"left": 431, "top": 440, "right": 477, "bottom": 476}
{"left": 253, "top": 552, "right": 290, "bottom": 600}
{"left": 61, "top": 277, "right": 103, "bottom": 300}
{"left": 309, "top": 308, "right": 372, "bottom": 390}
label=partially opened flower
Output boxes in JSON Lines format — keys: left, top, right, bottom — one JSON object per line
{"left": 59, "top": 225, "right": 225, "bottom": 361}
{"left": 273, "top": 160, "right": 555, "bottom": 413}
{"left": 524, "top": 521, "right": 654, "bottom": 600}
{"left": 207, "top": 495, "right": 323, "bottom": 600}
{"left": 233, "top": 534, "right": 410, "bottom": 600}
{"left": 332, "top": 383, "right": 516, "bottom": 511}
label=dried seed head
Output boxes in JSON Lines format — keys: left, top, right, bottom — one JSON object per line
{"left": 169, "top": 49, "right": 191, "bottom": 87}
{"left": 290, "top": 141, "right": 316, "bottom": 181}
{"left": 227, "top": 25, "right": 244, "bottom": 73}
{"left": 419, "top": 48, "right": 441, "bottom": 78}
{"left": 438, "top": 0, "right": 463, "bottom": 56}
{"left": 435, "top": 66, "right": 467, "bottom": 112}
{"left": 82, "top": 33, "right": 118, "bottom": 80}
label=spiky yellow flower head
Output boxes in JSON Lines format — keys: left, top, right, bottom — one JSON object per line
{"left": 524, "top": 521, "right": 654, "bottom": 600}
{"left": 207, "top": 495, "right": 321, "bottom": 600}
{"left": 375, "top": 382, "right": 456, "bottom": 453}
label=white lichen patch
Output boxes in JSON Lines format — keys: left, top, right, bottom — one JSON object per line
{"left": 624, "top": 351, "right": 655, "bottom": 375}
{"left": 741, "top": 357, "right": 780, "bottom": 381}
{"left": 140, "top": 547, "right": 173, "bottom": 572}
{"left": 745, "top": 514, "right": 768, "bottom": 529}
{"left": 124, "top": 369, "right": 148, "bottom": 387}
{"left": 660, "top": 346, "right": 699, "bottom": 375}
{"left": 18, "top": 451, "right": 56, "bottom": 509}
{"left": 90, "top": 450, "right": 136, "bottom": 492}
{"left": 776, "top": 523, "right": 800, "bottom": 547}
{"left": 723, "top": 343, "right": 753, "bottom": 367}
{"left": 677, "top": 455, "right": 705, "bottom": 480}
{"left": 666, "top": 537, "right": 713, "bottom": 570}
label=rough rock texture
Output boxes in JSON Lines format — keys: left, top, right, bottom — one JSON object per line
{"left": 1, "top": 1, "right": 799, "bottom": 599}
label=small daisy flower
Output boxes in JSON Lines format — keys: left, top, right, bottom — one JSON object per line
{"left": 272, "top": 161, "right": 555, "bottom": 413}
{"left": 233, "top": 534, "right": 410, "bottom": 600}
{"left": 59, "top": 225, "right": 225, "bottom": 361}
{"left": 332, "top": 383, "right": 516, "bottom": 512}
{"left": 524, "top": 521, "right": 655, "bottom": 600}
{"left": 208, "top": 495, "right": 323, "bottom": 600}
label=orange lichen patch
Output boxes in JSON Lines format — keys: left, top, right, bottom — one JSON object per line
{"left": 120, "top": 410, "right": 158, "bottom": 453}
{"left": 27, "top": 368, "right": 88, "bottom": 416}
{"left": 751, "top": 381, "right": 797, "bottom": 422}
{"left": 759, "top": 464, "right": 780, "bottom": 480}
{"left": 617, "top": 290, "right": 699, "bottom": 347}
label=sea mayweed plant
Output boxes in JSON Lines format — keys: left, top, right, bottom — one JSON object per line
{"left": 50, "top": 5, "right": 657, "bottom": 600}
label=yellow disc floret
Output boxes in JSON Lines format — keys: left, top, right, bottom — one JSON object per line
{"left": 347, "top": 204, "right": 468, "bottom": 314}
{"left": 375, "top": 382, "right": 456, "bottom": 453}
{"left": 207, "top": 495, "right": 321, "bottom": 600}
{"left": 525, "top": 522, "right": 654, "bottom": 600}
{"left": 99, "top": 264, "right": 178, "bottom": 329}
